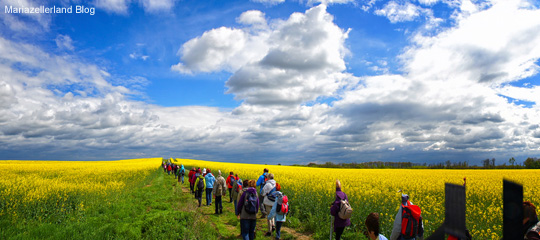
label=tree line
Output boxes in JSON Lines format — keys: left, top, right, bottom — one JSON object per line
{"left": 297, "top": 157, "right": 540, "bottom": 169}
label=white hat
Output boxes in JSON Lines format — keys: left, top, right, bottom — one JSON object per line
{"left": 203, "top": 168, "right": 206, "bottom": 174}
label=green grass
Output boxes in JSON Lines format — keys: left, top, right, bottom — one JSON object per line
{"left": 2, "top": 169, "right": 312, "bottom": 239}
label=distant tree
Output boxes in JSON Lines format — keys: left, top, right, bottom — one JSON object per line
{"left": 445, "top": 160, "right": 452, "bottom": 168}
{"left": 509, "top": 157, "right": 516, "bottom": 166}
{"left": 491, "top": 158, "right": 496, "bottom": 167}
{"left": 524, "top": 157, "right": 540, "bottom": 169}
{"left": 482, "top": 158, "right": 490, "bottom": 168}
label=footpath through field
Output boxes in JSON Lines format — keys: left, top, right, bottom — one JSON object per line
{"left": 164, "top": 172, "right": 313, "bottom": 240}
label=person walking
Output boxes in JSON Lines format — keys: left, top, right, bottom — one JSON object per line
{"left": 188, "top": 168, "right": 196, "bottom": 193}
{"left": 262, "top": 173, "right": 277, "bottom": 236}
{"left": 523, "top": 201, "right": 540, "bottom": 240}
{"left": 330, "top": 180, "right": 351, "bottom": 240}
{"left": 194, "top": 170, "right": 206, "bottom": 207}
{"left": 366, "top": 212, "right": 389, "bottom": 240}
{"left": 191, "top": 168, "right": 200, "bottom": 194}
{"left": 179, "top": 164, "right": 185, "bottom": 184}
{"left": 232, "top": 178, "right": 243, "bottom": 214}
{"left": 205, "top": 169, "right": 216, "bottom": 206}
{"left": 226, "top": 172, "right": 237, "bottom": 203}
{"left": 236, "top": 179, "right": 259, "bottom": 240}
{"left": 213, "top": 170, "right": 227, "bottom": 214}
{"left": 267, "top": 187, "right": 288, "bottom": 240}
{"left": 167, "top": 163, "right": 172, "bottom": 175}
{"left": 389, "top": 194, "right": 424, "bottom": 240}
{"left": 256, "top": 168, "right": 269, "bottom": 217}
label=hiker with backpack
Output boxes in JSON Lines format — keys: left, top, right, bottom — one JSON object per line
{"left": 191, "top": 168, "right": 201, "bottom": 194}
{"left": 267, "top": 185, "right": 289, "bottom": 240}
{"left": 365, "top": 212, "right": 389, "bottom": 240}
{"left": 188, "top": 168, "right": 196, "bottom": 193}
{"left": 262, "top": 173, "right": 278, "bottom": 236}
{"left": 523, "top": 201, "right": 540, "bottom": 240}
{"left": 179, "top": 165, "right": 185, "bottom": 184}
{"left": 205, "top": 169, "right": 216, "bottom": 206}
{"left": 236, "top": 179, "right": 259, "bottom": 240}
{"left": 390, "top": 194, "right": 424, "bottom": 240}
{"left": 226, "top": 172, "right": 237, "bottom": 203}
{"left": 213, "top": 170, "right": 227, "bottom": 214}
{"left": 256, "top": 168, "right": 269, "bottom": 217}
{"left": 194, "top": 169, "right": 206, "bottom": 207}
{"left": 232, "top": 178, "right": 243, "bottom": 214}
{"left": 330, "top": 179, "right": 352, "bottom": 240}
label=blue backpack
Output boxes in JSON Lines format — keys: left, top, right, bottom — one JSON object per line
{"left": 267, "top": 187, "right": 277, "bottom": 202}
{"left": 244, "top": 191, "right": 258, "bottom": 214}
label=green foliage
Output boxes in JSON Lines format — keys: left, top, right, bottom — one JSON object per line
{"left": 1, "top": 169, "right": 221, "bottom": 240}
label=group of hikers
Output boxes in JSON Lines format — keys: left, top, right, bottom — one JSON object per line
{"left": 161, "top": 161, "right": 540, "bottom": 240}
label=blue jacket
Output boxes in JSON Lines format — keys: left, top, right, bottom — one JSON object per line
{"left": 256, "top": 173, "right": 267, "bottom": 194}
{"left": 205, "top": 173, "right": 216, "bottom": 188}
{"left": 267, "top": 191, "right": 287, "bottom": 222}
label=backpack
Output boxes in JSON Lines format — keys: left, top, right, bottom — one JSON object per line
{"left": 244, "top": 191, "right": 258, "bottom": 214}
{"left": 229, "top": 175, "right": 236, "bottom": 187}
{"left": 338, "top": 197, "right": 353, "bottom": 219}
{"left": 180, "top": 168, "right": 185, "bottom": 175}
{"left": 276, "top": 194, "right": 289, "bottom": 215}
{"left": 267, "top": 187, "right": 277, "bottom": 202}
{"left": 197, "top": 176, "right": 205, "bottom": 190}
{"left": 401, "top": 200, "right": 423, "bottom": 238}
{"left": 235, "top": 181, "right": 242, "bottom": 193}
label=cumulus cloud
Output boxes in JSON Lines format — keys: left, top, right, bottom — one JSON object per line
{"left": 174, "top": 5, "right": 352, "bottom": 107}
{"left": 3, "top": 1, "right": 540, "bottom": 164}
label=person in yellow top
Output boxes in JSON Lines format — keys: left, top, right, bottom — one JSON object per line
{"left": 194, "top": 169, "right": 206, "bottom": 207}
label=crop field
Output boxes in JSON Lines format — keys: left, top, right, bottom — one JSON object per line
{"left": 1, "top": 158, "right": 539, "bottom": 239}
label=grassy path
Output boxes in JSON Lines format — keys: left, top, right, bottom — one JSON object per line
{"left": 2, "top": 168, "right": 312, "bottom": 240}
{"left": 161, "top": 171, "right": 313, "bottom": 240}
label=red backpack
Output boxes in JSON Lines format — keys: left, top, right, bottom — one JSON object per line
{"left": 401, "top": 200, "right": 423, "bottom": 238}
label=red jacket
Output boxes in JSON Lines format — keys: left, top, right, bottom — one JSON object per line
{"left": 188, "top": 170, "right": 195, "bottom": 183}
{"left": 226, "top": 175, "right": 238, "bottom": 188}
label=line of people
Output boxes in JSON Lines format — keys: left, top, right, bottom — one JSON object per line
{"left": 168, "top": 165, "right": 289, "bottom": 240}
{"left": 161, "top": 163, "right": 540, "bottom": 240}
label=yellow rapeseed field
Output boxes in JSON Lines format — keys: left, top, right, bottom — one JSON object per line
{"left": 178, "top": 158, "right": 540, "bottom": 239}
{"left": 0, "top": 158, "right": 160, "bottom": 224}
{"left": 1, "top": 158, "right": 539, "bottom": 239}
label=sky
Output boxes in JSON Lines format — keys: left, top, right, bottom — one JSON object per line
{"left": 1, "top": 0, "right": 540, "bottom": 165}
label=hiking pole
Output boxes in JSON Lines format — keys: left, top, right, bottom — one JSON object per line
{"left": 329, "top": 215, "right": 334, "bottom": 240}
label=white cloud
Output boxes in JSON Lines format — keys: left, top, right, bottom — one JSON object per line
{"left": 375, "top": 1, "right": 424, "bottom": 23}
{"left": 418, "top": 0, "right": 439, "bottom": 5}
{"left": 251, "top": 0, "right": 285, "bottom": 5}
{"left": 139, "top": 0, "right": 175, "bottom": 12}
{"left": 237, "top": 10, "right": 267, "bottom": 27}
{"left": 174, "top": 5, "right": 352, "bottom": 107}
{"left": 171, "top": 27, "right": 260, "bottom": 74}
{"left": 93, "top": 0, "right": 130, "bottom": 14}
{"left": 1, "top": 0, "right": 51, "bottom": 33}
{"left": 55, "top": 35, "right": 74, "bottom": 51}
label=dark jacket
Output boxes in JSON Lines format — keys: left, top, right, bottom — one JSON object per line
{"left": 524, "top": 219, "right": 540, "bottom": 240}
{"left": 330, "top": 187, "right": 351, "bottom": 229}
{"left": 236, "top": 187, "right": 259, "bottom": 219}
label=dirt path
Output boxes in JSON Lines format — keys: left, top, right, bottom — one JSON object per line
{"left": 179, "top": 185, "right": 313, "bottom": 239}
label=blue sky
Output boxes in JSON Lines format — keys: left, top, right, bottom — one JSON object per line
{"left": 1, "top": 0, "right": 540, "bottom": 165}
